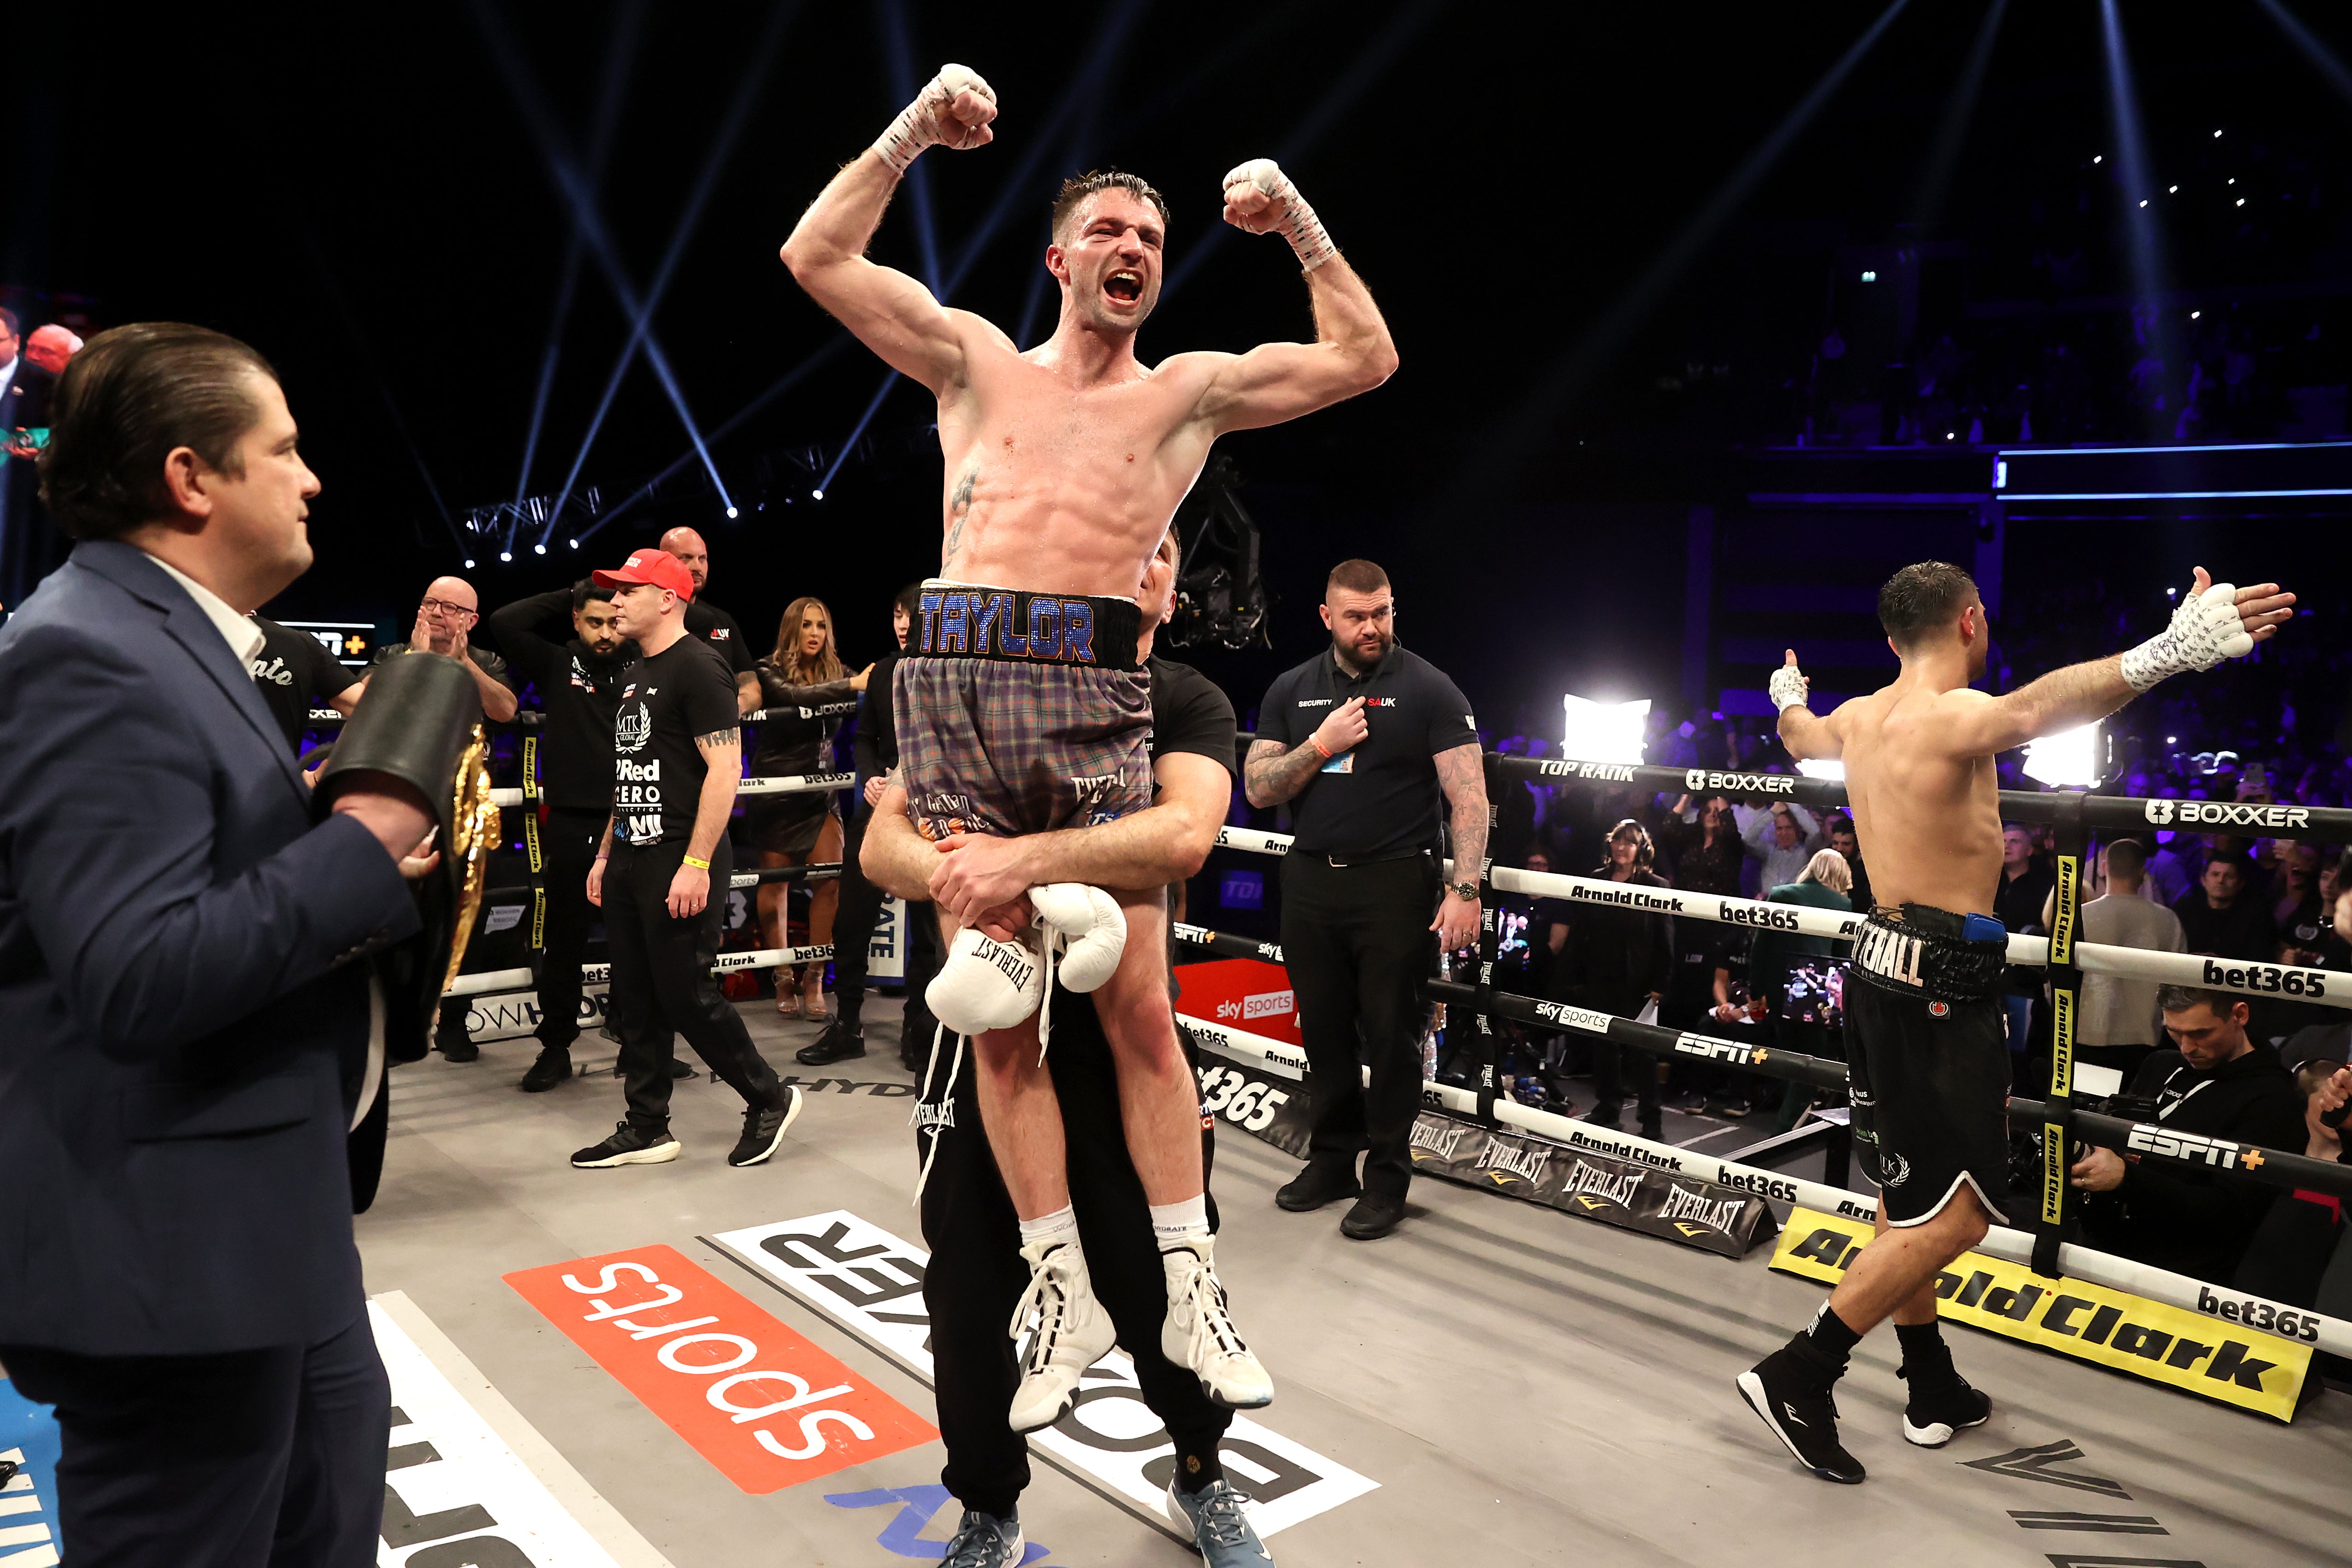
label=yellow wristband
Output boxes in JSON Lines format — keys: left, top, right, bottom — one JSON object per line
{"left": 682, "top": 854, "right": 711, "bottom": 871}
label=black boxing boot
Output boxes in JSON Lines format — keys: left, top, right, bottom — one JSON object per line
{"left": 1738, "top": 1314, "right": 1866, "bottom": 1484}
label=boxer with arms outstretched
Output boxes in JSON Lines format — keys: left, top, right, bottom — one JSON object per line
{"left": 1743, "top": 561, "right": 2294, "bottom": 1484}
{"left": 781, "top": 65, "right": 1397, "bottom": 1431}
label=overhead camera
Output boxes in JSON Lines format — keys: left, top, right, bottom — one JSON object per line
{"left": 1165, "top": 455, "right": 1272, "bottom": 651}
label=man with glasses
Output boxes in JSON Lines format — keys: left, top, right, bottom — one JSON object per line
{"left": 366, "top": 575, "right": 521, "bottom": 725}
{"left": 365, "top": 575, "right": 521, "bottom": 1060}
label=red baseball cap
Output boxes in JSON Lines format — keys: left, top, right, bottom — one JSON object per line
{"left": 593, "top": 548, "right": 696, "bottom": 600}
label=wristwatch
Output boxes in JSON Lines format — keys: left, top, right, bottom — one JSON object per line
{"left": 1450, "top": 880, "right": 1479, "bottom": 901}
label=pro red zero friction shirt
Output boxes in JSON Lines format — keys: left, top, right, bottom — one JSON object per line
{"left": 612, "top": 635, "right": 741, "bottom": 847}
{"left": 1255, "top": 642, "right": 1479, "bottom": 861}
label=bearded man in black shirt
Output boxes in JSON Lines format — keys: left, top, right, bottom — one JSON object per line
{"left": 484, "top": 578, "right": 637, "bottom": 1091}
{"left": 572, "top": 548, "right": 800, "bottom": 1171}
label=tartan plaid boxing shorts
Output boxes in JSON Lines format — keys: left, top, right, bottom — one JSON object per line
{"left": 895, "top": 580, "right": 1153, "bottom": 841}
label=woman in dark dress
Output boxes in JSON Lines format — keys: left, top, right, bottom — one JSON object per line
{"left": 749, "top": 597, "right": 867, "bottom": 1019}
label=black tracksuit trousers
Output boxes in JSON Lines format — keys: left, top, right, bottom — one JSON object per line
{"left": 917, "top": 987, "right": 1228, "bottom": 1518}
{"left": 534, "top": 806, "right": 609, "bottom": 1049}
{"left": 605, "top": 836, "right": 782, "bottom": 1131}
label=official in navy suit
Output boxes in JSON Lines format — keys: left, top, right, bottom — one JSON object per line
{"left": 0, "top": 324, "right": 440, "bottom": 1566}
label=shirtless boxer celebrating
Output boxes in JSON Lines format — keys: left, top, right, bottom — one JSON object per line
{"left": 781, "top": 66, "right": 1396, "bottom": 1429}
{"left": 1744, "top": 560, "right": 2294, "bottom": 1483}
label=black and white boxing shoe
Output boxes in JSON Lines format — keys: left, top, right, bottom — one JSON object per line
{"left": 1899, "top": 1362, "right": 1992, "bottom": 1447}
{"left": 1737, "top": 1338, "right": 1866, "bottom": 1484}
{"left": 728, "top": 1087, "right": 804, "bottom": 1167}
{"left": 571, "top": 1119, "right": 682, "bottom": 1169}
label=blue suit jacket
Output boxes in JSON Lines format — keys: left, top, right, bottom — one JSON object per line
{"left": 0, "top": 542, "right": 419, "bottom": 1354}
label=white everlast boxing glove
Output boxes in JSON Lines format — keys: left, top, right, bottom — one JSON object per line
{"left": 2121, "top": 581, "right": 2255, "bottom": 692}
{"left": 928, "top": 927, "right": 1045, "bottom": 1036}
{"left": 1029, "top": 884, "right": 1127, "bottom": 994}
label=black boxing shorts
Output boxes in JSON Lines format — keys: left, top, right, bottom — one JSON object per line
{"left": 895, "top": 581, "right": 1153, "bottom": 842}
{"left": 1844, "top": 904, "right": 2015, "bottom": 1228}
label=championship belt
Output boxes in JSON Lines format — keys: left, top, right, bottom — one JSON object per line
{"left": 313, "top": 652, "right": 500, "bottom": 1063}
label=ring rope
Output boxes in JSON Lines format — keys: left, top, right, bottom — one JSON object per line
{"left": 1173, "top": 919, "right": 2351, "bottom": 1198}
{"left": 1179, "top": 1009, "right": 2352, "bottom": 1360}
{"left": 1489, "top": 756, "right": 2352, "bottom": 849}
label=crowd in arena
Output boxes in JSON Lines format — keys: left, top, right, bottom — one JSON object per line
{"left": 1470, "top": 676, "right": 2352, "bottom": 1324}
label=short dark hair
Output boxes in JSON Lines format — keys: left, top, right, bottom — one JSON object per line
{"left": 2103, "top": 838, "right": 2147, "bottom": 879}
{"left": 570, "top": 577, "right": 617, "bottom": 614}
{"left": 38, "top": 322, "right": 279, "bottom": 541}
{"left": 895, "top": 581, "right": 923, "bottom": 619}
{"left": 2158, "top": 984, "right": 2247, "bottom": 1020}
{"left": 0, "top": 306, "right": 18, "bottom": 338}
{"left": 1606, "top": 817, "right": 1656, "bottom": 869}
{"left": 1051, "top": 169, "right": 1170, "bottom": 243}
{"left": 1826, "top": 813, "right": 1856, "bottom": 838}
{"left": 1326, "top": 559, "right": 1390, "bottom": 597}
{"left": 1877, "top": 560, "right": 1979, "bottom": 649}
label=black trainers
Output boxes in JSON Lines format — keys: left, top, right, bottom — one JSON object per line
{"left": 519, "top": 1046, "right": 572, "bottom": 1093}
{"left": 1737, "top": 1338, "right": 1866, "bottom": 1483}
{"left": 1275, "top": 1162, "right": 1361, "bottom": 1212}
{"left": 728, "top": 1086, "right": 804, "bottom": 1167}
{"left": 1582, "top": 1104, "right": 1623, "bottom": 1130}
{"left": 1899, "top": 1364, "right": 1991, "bottom": 1448}
{"left": 436, "top": 1031, "right": 479, "bottom": 1063}
{"left": 796, "top": 1020, "right": 867, "bottom": 1066}
{"left": 571, "top": 1120, "right": 681, "bottom": 1169}
{"left": 1637, "top": 1111, "right": 1664, "bottom": 1142}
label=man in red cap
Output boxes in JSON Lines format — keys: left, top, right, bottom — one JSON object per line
{"left": 571, "top": 547, "right": 803, "bottom": 1171}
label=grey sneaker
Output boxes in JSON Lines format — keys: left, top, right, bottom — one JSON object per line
{"left": 1165, "top": 1478, "right": 1274, "bottom": 1566}
{"left": 939, "top": 1509, "right": 1024, "bottom": 1568}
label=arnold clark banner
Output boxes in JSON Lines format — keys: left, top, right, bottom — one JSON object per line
{"left": 1771, "top": 1207, "right": 2311, "bottom": 1421}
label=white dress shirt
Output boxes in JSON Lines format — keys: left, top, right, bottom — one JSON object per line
{"left": 142, "top": 551, "right": 266, "bottom": 666}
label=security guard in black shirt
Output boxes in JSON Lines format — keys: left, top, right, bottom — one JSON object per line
{"left": 1244, "top": 559, "right": 1487, "bottom": 1239}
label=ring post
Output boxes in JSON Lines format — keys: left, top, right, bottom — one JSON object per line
{"left": 2033, "top": 788, "right": 2089, "bottom": 1277}
{"left": 1469, "top": 752, "right": 1503, "bottom": 1127}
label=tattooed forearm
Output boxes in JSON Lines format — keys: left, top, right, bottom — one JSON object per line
{"left": 694, "top": 728, "right": 741, "bottom": 752}
{"left": 1242, "top": 738, "right": 1327, "bottom": 809}
{"left": 1434, "top": 742, "right": 1488, "bottom": 880}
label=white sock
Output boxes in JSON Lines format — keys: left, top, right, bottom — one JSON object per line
{"left": 1150, "top": 1195, "right": 1211, "bottom": 1250}
{"left": 1018, "top": 1205, "right": 1078, "bottom": 1250}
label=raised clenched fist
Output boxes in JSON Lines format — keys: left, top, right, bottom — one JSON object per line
{"left": 876, "top": 65, "right": 998, "bottom": 171}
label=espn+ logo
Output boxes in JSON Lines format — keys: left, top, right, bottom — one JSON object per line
{"left": 2142, "top": 798, "right": 2310, "bottom": 828}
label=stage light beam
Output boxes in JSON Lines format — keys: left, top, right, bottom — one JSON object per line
{"left": 537, "top": 0, "right": 799, "bottom": 547}
{"left": 1910, "top": 0, "right": 2011, "bottom": 232}
{"left": 1449, "top": 0, "right": 1915, "bottom": 512}
{"left": 2255, "top": 0, "right": 2352, "bottom": 106}
{"left": 2098, "top": 0, "right": 2179, "bottom": 439}
{"left": 511, "top": 0, "right": 647, "bottom": 513}
{"left": 463, "top": 0, "right": 751, "bottom": 541}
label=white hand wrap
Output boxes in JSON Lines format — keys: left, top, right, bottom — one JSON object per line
{"left": 873, "top": 64, "right": 994, "bottom": 174}
{"left": 927, "top": 926, "right": 1043, "bottom": 1035}
{"left": 1030, "top": 884, "right": 1127, "bottom": 994}
{"left": 2120, "top": 583, "right": 2255, "bottom": 693}
{"left": 1223, "top": 159, "right": 1339, "bottom": 272}
{"left": 1769, "top": 662, "right": 1811, "bottom": 712}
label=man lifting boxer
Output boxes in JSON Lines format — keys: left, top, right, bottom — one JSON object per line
{"left": 781, "top": 64, "right": 1396, "bottom": 1428}
{"left": 1745, "top": 560, "right": 2294, "bottom": 1482}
